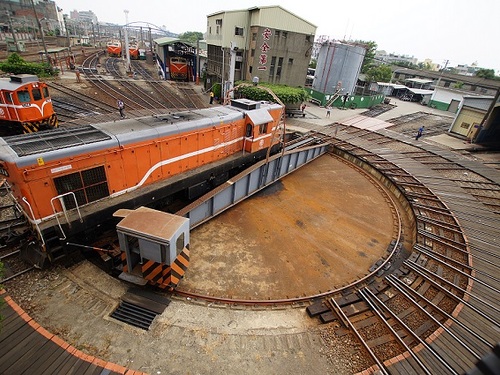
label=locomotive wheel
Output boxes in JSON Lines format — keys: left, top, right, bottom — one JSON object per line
{"left": 20, "top": 238, "right": 48, "bottom": 269}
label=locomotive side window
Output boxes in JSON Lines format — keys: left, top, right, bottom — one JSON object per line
{"left": 5, "top": 92, "right": 13, "bottom": 103}
{"left": 32, "top": 88, "right": 42, "bottom": 101}
{"left": 259, "top": 123, "right": 268, "bottom": 134}
{"left": 246, "top": 123, "right": 253, "bottom": 137}
{"left": 53, "top": 166, "right": 109, "bottom": 209}
{"left": 17, "top": 90, "right": 31, "bottom": 103}
{"left": 42, "top": 86, "right": 49, "bottom": 98}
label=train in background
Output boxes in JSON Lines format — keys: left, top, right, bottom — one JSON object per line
{"left": 0, "top": 74, "right": 58, "bottom": 136}
{"left": 107, "top": 40, "right": 122, "bottom": 57}
{"left": 169, "top": 56, "right": 191, "bottom": 81}
{"left": 128, "top": 42, "right": 140, "bottom": 60}
{"left": 0, "top": 98, "right": 284, "bottom": 289}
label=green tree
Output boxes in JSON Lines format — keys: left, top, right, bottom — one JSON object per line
{"left": 365, "top": 64, "right": 393, "bottom": 83}
{"left": 475, "top": 68, "right": 495, "bottom": 79}
{"left": 0, "top": 53, "right": 56, "bottom": 77}
{"left": 352, "top": 40, "right": 377, "bottom": 74}
{"left": 178, "top": 31, "right": 203, "bottom": 44}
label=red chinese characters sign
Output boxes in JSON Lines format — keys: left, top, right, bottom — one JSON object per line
{"left": 258, "top": 28, "right": 272, "bottom": 71}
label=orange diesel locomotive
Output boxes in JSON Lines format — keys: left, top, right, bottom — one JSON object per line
{"left": 107, "top": 40, "right": 122, "bottom": 57}
{"left": 0, "top": 74, "right": 58, "bottom": 136}
{"left": 0, "top": 98, "right": 283, "bottom": 288}
{"left": 169, "top": 56, "right": 189, "bottom": 81}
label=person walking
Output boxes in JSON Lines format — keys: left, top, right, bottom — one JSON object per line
{"left": 209, "top": 90, "right": 214, "bottom": 104}
{"left": 117, "top": 99, "right": 125, "bottom": 118}
{"left": 415, "top": 126, "right": 424, "bottom": 140}
{"left": 326, "top": 106, "right": 331, "bottom": 118}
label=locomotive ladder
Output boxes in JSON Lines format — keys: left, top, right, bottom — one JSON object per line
{"left": 176, "top": 141, "right": 328, "bottom": 229}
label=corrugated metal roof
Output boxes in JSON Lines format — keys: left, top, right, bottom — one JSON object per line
{"left": 407, "top": 88, "right": 434, "bottom": 95}
{"left": 154, "top": 37, "right": 196, "bottom": 48}
{"left": 405, "top": 78, "right": 434, "bottom": 84}
{"left": 377, "top": 82, "right": 407, "bottom": 89}
{"left": 463, "top": 96, "right": 494, "bottom": 111}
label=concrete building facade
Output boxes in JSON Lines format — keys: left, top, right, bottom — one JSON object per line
{"left": 205, "top": 5, "right": 316, "bottom": 97}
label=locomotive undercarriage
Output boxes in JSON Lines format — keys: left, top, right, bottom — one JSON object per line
{"left": 21, "top": 146, "right": 279, "bottom": 271}
{"left": 0, "top": 114, "right": 58, "bottom": 137}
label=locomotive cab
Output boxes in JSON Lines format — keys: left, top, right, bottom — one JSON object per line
{"left": 231, "top": 99, "right": 280, "bottom": 153}
{"left": 114, "top": 206, "right": 190, "bottom": 289}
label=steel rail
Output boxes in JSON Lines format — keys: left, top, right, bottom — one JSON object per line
{"left": 405, "top": 261, "right": 500, "bottom": 327}
{"left": 363, "top": 288, "right": 460, "bottom": 375}
{"left": 415, "top": 245, "right": 500, "bottom": 287}
{"left": 378, "top": 280, "right": 482, "bottom": 361}
{"left": 357, "top": 288, "right": 433, "bottom": 375}
{"left": 387, "top": 274, "right": 493, "bottom": 349}
{"left": 328, "top": 296, "right": 389, "bottom": 375}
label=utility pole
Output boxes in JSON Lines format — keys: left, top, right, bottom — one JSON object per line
{"left": 123, "top": 10, "right": 131, "bottom": 73}
{"left": 6, "top": 10, "right": 20, "bottom": 53}
{"left": 436, "top": 59, "right": 449, "bottom": 89}
{"left": 63, "top": 15, "right": 72, "bottom": 54}
{"left": 30, "top": 0, "right": 49, "bottom": 64}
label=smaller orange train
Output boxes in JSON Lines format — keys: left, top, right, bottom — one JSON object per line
{"left": 107, "top": 40, "right": 122, "bottom": 57}
{"left": 169, "top": 56, "right": 190, "bottom": 81}
{"left": 0, "top": 74, "right": 58, "bottom": 136}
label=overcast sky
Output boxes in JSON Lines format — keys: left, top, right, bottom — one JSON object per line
{"left": 55, "top": 0, "right": 499, "bottom": 73}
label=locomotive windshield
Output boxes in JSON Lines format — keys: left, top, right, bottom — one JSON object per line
{"left": 17, "top": 90, "right": 30, "bottom": 103}
{"left": 32, "top": 88, "right": 42, "bottom": 101}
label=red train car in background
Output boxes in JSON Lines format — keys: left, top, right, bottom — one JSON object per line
{"left": 0, "top": 74, "right": 58, "bottom": 136}
{"left": 107, "top": 40, "right": 122, "bottom": 57}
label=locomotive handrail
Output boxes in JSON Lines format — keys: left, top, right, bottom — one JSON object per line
{"left": 50, "top": 192, "right": 83, "bottom": 240}
{"left": 22, "top": 196, "right": 45, "bottom": 247}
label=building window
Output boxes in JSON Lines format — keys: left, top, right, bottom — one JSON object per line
{"left": 236, "top": 52, "right": 242, "bottom": 70}
{"left": 209, "top": 26, "right": 211, "bottom": 34}
{"left": 460, "top": 122, "right": 470, "bottom": 129}
{"left": 276, "top": 57, "right": 283, "bottom": 78}
{"left": 275, "top": 30, "right": 280, "bottom": 38}
{"left": 216, "top": 25, "right": 220, "bottom": 34}
{"left": 216, "top": 19, "right": 222, "bottom": 25}
{"left": 282, "top": 31, "right": 288, "bottom": 38}
{"left": 235, "top": 27, "right": 244, "bottom": 36}
{"left": 470, "top": 85, "right": 477, "bottom": 91}
{"left": 306, "top": 35, "right": 311, "bottom": 42}
{"left": 269, "top": 56, "right": 276, "bottom": 80}
{"left": 251, "top": 48, "right": 255, "bottom": 57}
{"left": 252, "top": 32, "right": 257, "bottom": 41}
{"left": 249, "top": 66, "right": 253, "bottom": 74}
{"left": 288, "top": 58, "right": 293, "bottom": 65}
{"left": 444, "top": 81, "right": 450, "bottom": 88}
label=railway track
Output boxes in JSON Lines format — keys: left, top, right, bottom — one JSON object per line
{"left": 1, "top": 89, "right": 497, "bottom": 372}
{"left": 273, "top": 120, "right": 500, "bottom": 373}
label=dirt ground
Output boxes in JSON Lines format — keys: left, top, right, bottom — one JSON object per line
{"left": 182, "top": 154, "right": 394, "bottom": 299}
